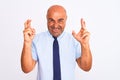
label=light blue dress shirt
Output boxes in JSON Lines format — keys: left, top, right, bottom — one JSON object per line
{"left": 32, "top": 31, "right": 81, "bottom": 80}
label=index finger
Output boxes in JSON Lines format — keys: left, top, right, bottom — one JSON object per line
{"left": 81, "top": 18, "right": 86, "bottom": 30}
{"left": 24, "top": 19, "right": 31, "bottom": 29}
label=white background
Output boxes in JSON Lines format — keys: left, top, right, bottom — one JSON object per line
{"left": 0, "top": 0, "right": 120, "bottom": 80}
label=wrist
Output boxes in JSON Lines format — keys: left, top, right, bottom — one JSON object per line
{"left": 80, "top": 43, "right": 90, "bottom": 48}
{"left": 23, "top": 41, "right": 32, "bottom": 46}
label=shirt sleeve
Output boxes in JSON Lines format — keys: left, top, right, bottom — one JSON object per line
{"left": 32, "top": 41, "right": 38, "bottom": 61}
{"left": 75, "top": 40, "right": 81, "bottom": 59}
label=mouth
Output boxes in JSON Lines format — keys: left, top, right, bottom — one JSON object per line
{"left": 52, "top": 28, "right": 59, "bottom": 33}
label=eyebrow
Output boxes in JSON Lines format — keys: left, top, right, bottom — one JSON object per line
{"left": 58, "top": 18, "right": 64, "bottom": 21}
{"left": 48, "top": 18, "right": 54, "bottom": 20}
{"left": 48, "top": 18, "right": 64, "bottom": 22}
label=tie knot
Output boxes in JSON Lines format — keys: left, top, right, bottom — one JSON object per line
{"left": 53, "top": 36, "right": 57, "bottom": 40}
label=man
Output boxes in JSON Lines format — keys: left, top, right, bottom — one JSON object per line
{"left": 21, "top": 5, "right": 92, "bottom": 80}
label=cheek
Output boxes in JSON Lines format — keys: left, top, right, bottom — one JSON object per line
{"left": 47, "top": 23, "right": 53, "bottom": 30}
{"left": 48, "top": 22, "right": 53, "bottom": 27}
{"left": 60, "top": 24, "right": 65, "bottom": 29}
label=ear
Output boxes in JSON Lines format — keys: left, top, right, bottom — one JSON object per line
{"left": 46, "top": 14, "right": 48, "bottom": 20}
{"left": 66, "top": 15, "right": 67, "bottom": 20}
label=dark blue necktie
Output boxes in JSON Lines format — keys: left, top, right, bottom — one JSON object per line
{"left": 53, "top": 37, "right": 61, "bottom": 80}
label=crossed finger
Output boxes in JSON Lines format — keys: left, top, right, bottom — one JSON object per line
{"left": 81, "top": 18, "right": 87, "bottom": 30}
{"left": 24, "top": 19, "right": 31, "bottom": 29}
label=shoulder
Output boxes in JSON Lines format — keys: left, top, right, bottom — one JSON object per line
{"left": 32, "top": 31, "right": 49, "bottom": 43}
{"left": 36, "top": 31, "right": 48, "bottom": 38}
{"left": 63, "top": 32, "right": 75, "bottom": 41}
{"left": 63, "top": 32, "right": 80, "bottom": 45}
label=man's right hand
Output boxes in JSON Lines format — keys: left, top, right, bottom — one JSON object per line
{"left": 21, "top": 20, "right": 36, "bottom": 73}
{"left": 23, "top": 19, "right": 36, "bottom": 43}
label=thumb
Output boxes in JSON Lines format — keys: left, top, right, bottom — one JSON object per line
{"left": 72, "top": 30, "right": 77, "bottom": 38}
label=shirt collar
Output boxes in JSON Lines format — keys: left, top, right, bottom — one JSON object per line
{"left": 47, "top": 30, "right": 65, "bottom": 41}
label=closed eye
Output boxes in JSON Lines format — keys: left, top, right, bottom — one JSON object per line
{"left": 58, "top": 18, "right": 64, "bottom": 23}
{"left": 48, "top": 18, "right": 55, "bottom": 22}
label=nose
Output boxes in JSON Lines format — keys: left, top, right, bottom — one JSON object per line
{"left": 54, "top": 22, "right": 59, "bottom": 28}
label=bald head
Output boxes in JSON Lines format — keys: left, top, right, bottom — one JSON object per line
{"left": 47, "top": 5, "right": 67, "bottom": 18}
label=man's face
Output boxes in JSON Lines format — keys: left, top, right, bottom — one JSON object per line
{"left": 47, "top": 7, "right": 67, "bottom": 37}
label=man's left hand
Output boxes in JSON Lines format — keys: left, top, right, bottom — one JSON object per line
{"left": 72, "top": 18, "right": 90, "bottom": 45}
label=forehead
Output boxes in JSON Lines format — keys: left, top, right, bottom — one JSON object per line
{"left": 48, "top": 12, "right": 65, "bottom": 19}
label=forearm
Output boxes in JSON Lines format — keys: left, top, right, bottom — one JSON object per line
{"left": 77, "top": 43, "right": 92, "bottom": 71}
{"left": 21, "top": 42, "right": 36, "bottom": 73}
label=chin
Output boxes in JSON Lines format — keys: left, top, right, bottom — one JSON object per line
{"left": 52, "top": 34, "right": 59, "bottom": 37}
{"left": 49, "top": 30, "right": 62, "bottom": 37}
